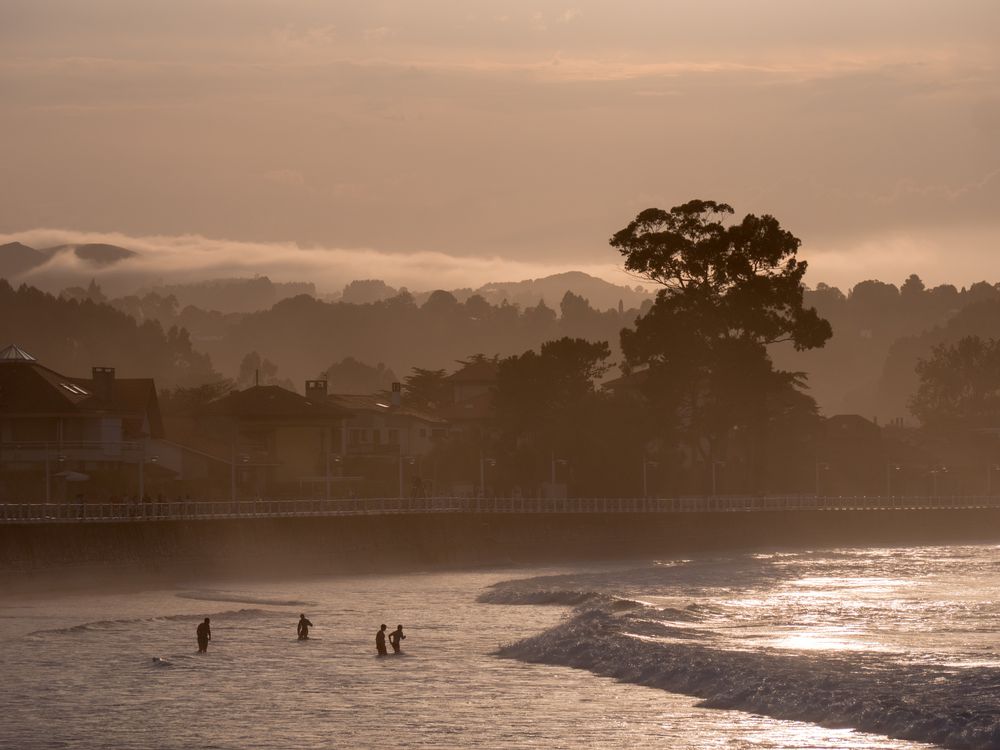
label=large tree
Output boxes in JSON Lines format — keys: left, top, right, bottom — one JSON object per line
{"left": 910, "top": 336, "right": 1000, "bottom": 428}
{"left": 611, "top": 200, "right": 831, "bottom": 354}
{"left": 610, "top": 200, "right": 831, "bottom": 492}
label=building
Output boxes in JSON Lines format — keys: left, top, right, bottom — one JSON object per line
{"left": 168, "top": 381, "right": 353, "bottom": 499}
{"left": 0, "top": 344, "right": 164, "bottom": 501}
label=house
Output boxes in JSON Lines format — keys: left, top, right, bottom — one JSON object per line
{"left": 171, "top": 381, "right": 353, "bottom": 498}
{"left": 324, "top": 382, "right": 447, "bottom": 458}
{"left": 446, "top": 360, "right": 498, "bottom": 404}
{"left": 0, "top": 343, "right": 164, "bottom": 501}
{"left": 440, "top": 360, "right": 498, "bottom": 439}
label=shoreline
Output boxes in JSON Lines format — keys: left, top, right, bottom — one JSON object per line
{"left": 3, "top": 508, "right": 1000, "bottom": 595}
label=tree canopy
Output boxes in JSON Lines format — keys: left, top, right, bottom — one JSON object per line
{"left": 611, "top": 200, "right": 830, "bottom": 490}
{"left": 910, "top": 336, "right": 1000, "bottom": 428}
{"left": 611, "top": 199, "right": 832, "bottom": 352}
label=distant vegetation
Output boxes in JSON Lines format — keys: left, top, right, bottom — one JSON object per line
{"left": 4, "top": 235, "right": 1000, "bottom": 426}
{"left": 0, "top": 280, "right": 218, "bottom": 388}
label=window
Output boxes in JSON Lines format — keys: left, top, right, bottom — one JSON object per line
{"left": 60, "top": 383, "right": 88, "bottom": 396}
{"left": 388, "top": 429, "right": 399, "bottom": 444}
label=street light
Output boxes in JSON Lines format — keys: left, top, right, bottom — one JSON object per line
{"left": 479, "top": 453, "right": 496, "bottom": 497}
{"left": 930, "top": 465, "right": 948, "bottom": 496}
{"left": 550, "top": 453, "right": 568, "bottom": 493}
{"left": 711, "top": 460, "right": 725, "bottom": 496}
{"left": 642, "top": 459, "right": 658, "bottom": 498}
{"left": 886, "top": 464, "right": 901, "bottom": 497}
{"left": 988, "top": 464, "right": 1000, "bottom": 496}
{"left": 398, "top": 454, "right": 416, "bottom": 499}
{"left": 139, "top": 453, "right": 159, "bottom": 501}
{"left": 815, "top": 461, "right": 830, "bottom": 497}
{"left": 325, "top": 453, "right": 342, "bottom": 500}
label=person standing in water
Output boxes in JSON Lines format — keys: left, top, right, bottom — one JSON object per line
{"left": 196, "top": 618, "right": 211, "bottom": 653}
{"left": 389, "top": 624, "right": 405, "bottom": 654}
{"left": 375, "top": 623, "right": 388, "bottom": 655}
{"left": 297, "top": 614, "right": 313, "bottom": 640}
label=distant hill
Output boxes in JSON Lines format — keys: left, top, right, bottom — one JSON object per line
{"left": 466, "top": 271, "right": 650, "bottom": 312}
{"left": 0, "top": 241, "right": 48, "bottom": 278}
{"left": 41, "top": 243, "right": 137, "bottom": 266}
{"left": 337, "top": 271, "right": 652, "bottom": 312}
{"left": 145, "top": 277, "right": 317, "bottom": 313}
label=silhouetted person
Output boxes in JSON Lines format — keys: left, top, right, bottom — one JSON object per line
{"left": 196, "top": 617, "right": 211, "bottom": 653}
{"left": 298, "top": 614, "right": 313, "bottom": 640}
{"left": 375, "top": 623, "right": 388, "bottom": 655}
{"left": 389, "top": 624, "right": 405, "bottom": 654}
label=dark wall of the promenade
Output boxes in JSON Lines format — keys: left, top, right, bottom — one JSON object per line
{"left": 2, "top": 509, "right": 1000, "bottom": 585}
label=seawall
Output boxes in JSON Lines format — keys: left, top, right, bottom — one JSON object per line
{"left": 2, "top": 508, "right": 1000, "bottom": 590}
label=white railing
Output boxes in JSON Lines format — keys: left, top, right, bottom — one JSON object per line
{"left": 1, "top": 495, "right": 1000, "bottom": 523}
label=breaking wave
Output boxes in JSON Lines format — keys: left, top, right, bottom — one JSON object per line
{"left": 494, "top": 604, "right": 1000, "bottom": 749}
{"left": 476, "top": 586, "right": 643, "bottom": 610}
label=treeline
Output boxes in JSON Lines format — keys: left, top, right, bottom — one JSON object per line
{"left": 0, "top": 280, "right": 218, "bottom": 387}
{"left": 94, "top": 286, "right": 643, "bottom": 393}
{"left": 774, "top": 276, "right": 1000, "bottom": 421}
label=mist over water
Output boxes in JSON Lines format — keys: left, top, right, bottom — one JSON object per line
{"left": 4, "top": 546, "right": 995, "bottom": 748}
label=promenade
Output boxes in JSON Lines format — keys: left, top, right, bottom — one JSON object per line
{"left": 2, "top": 494, "right": 999, "bottom": 523}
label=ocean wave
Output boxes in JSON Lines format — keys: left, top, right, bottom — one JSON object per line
{"left": 28, "top": 608, "right": 282, "bottom": 636}
{"left": 476, "top": 587, "right": 643, "bottom": 610}
{"left": 497, "top": 609, "right": 1000, "bottom": 750}
{"left": 176, "top": 591, "right": 316, "bottom": 607}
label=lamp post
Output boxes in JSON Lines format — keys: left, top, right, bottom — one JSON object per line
{"left": 550, "top": 453, "right": 567, "bottom": 494}
{"left": 988, "top": 464, "right": 1000, "bottom": 496}
{"left": 139, "top": 443, "right": 145, "bottom": 500}
{"left": 930, "top": 466, "right": 948, "bottom": 496}
{"left": 642, "top": 459, "right": 659, "bottom": 498}
{"left": 711, "top": 460, "right": 725, "bottom": 496}
{"left": 325, "top": 453, "right": 342, "bottom": 501}
{"left": 815, "top": 461, "right": 830, "bottom": 497}
{"left": 886, "top": 464, "right": 901, "bottom": 497}
{"left": 44, "top": 444, "right": 51, "bottom": 503}
{"left": 398, "top": 453, "right": 416, "bottom": 499}
{"left": 479, "top": 453, "right": 496, "bottom": 497}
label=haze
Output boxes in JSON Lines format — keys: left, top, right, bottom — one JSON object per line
{"left": 1, "top": 1, "right": 998, "bottom": 291}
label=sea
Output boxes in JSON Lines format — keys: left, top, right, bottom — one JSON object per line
{"left": 2, "top": 543, "right": 1000, "bottom": 749}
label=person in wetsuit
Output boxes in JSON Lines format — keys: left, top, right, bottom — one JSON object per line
{"left": 389, "top": 624, "right": 405, "bottom": 654}
{"left": 375, "top": 623, "right": 388, "bottom": 655}
{"left": 297, "top": 614, "right": 313, "bottom": 640}
{"left": 196, "top": 617, "right": 211, "bottom": 653}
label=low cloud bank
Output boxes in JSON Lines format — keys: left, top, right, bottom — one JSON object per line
{"left": 0, "top": 228, "right": 640, "bottom": 296}
{"left": 4, "top": 225, "right": 999, "bottom": 298}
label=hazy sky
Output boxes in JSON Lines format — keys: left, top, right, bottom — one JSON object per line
{"left": 1, "top": 1, "right": 998, "bottom": 292}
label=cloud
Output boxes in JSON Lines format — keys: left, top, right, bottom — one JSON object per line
{"left": 803, "top": 224, "right": 1000, "bottom": 291}
{"left": 0, "top": 228, "right": 638, "bottom": 295}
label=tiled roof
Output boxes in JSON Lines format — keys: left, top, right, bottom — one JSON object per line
{"left": 437, "top": 390, "right": 495, "bottom": 421}
{"left": 0, "top": 356, "right": 164, "bottom": 437}
{"left": 328, "top": 393, "right": 448, "bottom": 424}
{"left": 205, "top": 385, "right": 351, "bottom": 419}
{"left": 446, "top": 361, "right": 498, "bottom": 384}
{"left": 0, "top": 344, "right": 37, "bottom": 361}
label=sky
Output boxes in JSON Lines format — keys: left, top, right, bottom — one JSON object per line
{"left": 1, "top": 1, "right": 998, "bottom": 293}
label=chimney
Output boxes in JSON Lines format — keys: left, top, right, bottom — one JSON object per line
{"left": 391, "top": 381, "right": 402, "bottom": 407}
{"left": 92, "top": 366, "right": 115, "bottom": 403}
{"left": 305, "top": 379, "right": 328, "bottom": 401}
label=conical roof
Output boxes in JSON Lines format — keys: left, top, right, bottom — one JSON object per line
{"left": 0, "top": 344, "right": 36, "bottom": 362}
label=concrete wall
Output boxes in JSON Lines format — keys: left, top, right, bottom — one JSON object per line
{"left": 3, "top": 509, "right": 1000, "bottom": 588}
